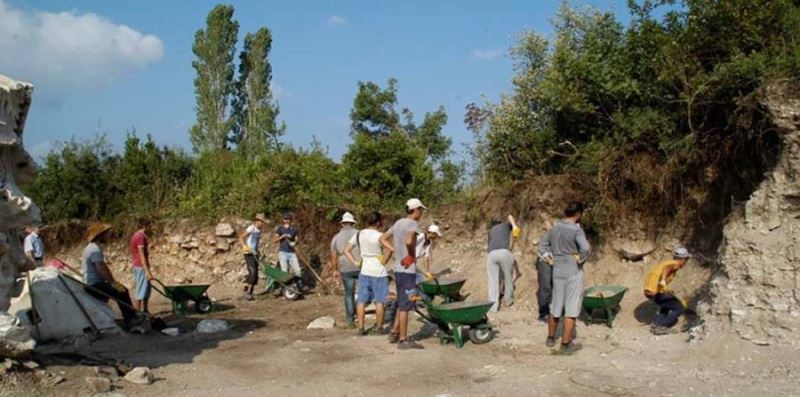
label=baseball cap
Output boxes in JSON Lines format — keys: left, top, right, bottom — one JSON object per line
{"left": 406, "top": 198, "right": 428, "bottom": 211}
{"left": 673, "top": 246, "right": 692, "bottom": 259}
{"left": 427, "top": 224, "right": 442, "bottom": 237}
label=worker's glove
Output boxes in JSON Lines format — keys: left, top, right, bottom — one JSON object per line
{"left": 242, "top": 244, "right": 252, "bottom": 254}
{"left": 401, "top": 255, "right": 415, "bottom": 268}
{"left": 511, "top": 227, "right": 521, "bottom": 238}
{"left": 540, "top": 252, "right": 554, "bottom": 265}
{"left": 424, "top": 272, "right": 434, "bottom": 281}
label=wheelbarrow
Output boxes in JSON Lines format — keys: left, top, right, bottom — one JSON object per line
{"left": 418, "top": 277, "right": 467, "bottom": 303}
{"left": 261, "top": 261, "right": 302, "bottom": 301}
{"left": 152, "top": 279, "right": 213, "bottom": 315}
{"left": 581, "top": 285, "right": 628, "bottom": 328}
{"left": 414, "top": 274, "right": 495, "bottom": 348}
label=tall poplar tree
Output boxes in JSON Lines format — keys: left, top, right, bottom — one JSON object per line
{"left": 232, "top": 27, "right": 285, "bottom": 157}
{"left": 189, "top": 4, "right": 239, "bottom": 153}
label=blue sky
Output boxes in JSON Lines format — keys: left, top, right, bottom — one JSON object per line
{"left": 2, "top": 0, "right": 635, "bottom": 161}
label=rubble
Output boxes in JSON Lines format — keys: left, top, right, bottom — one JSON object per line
{"left": 307, "top": 316, "right": 336, "bottom": 329}
{"left": 196, "top": 319, "right": 230, "bottom": 333}
{"left": 86, "top": 376, "right": 113, "bottom": 393}
{"left": 215, "top": 223, "right": 235, "bottom": 237}
{"left": 0, "top": 312, "right": 35, "bottom": 358}
{"left": 124, "top": 366, "right": 154, "bottom": 385}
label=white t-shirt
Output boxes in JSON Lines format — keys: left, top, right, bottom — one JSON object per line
{"left": 349, "top": 229, "right": 387, "bottom": 278}
{"left": 416, "top": 233, "right": 432, "bottom": 260}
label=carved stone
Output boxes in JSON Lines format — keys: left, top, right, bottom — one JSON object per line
{"left": 0, "top": 74, "right": 41, "bottom": 312}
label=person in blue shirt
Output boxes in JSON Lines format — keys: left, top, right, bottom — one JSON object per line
{"left": 274, "top": 213, "right": 302, "bottom": 291}
{"left": 23, "top": 225, "right": 45, "bottom": 269}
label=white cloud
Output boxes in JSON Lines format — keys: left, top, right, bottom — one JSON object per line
{"left": 0, "top": 0, "right": 164, "bottom": 96}
{"left": 327, "top": 15, "right": 347, "bottom": 26}
{"left": 470, "top": 49, "right": 502, "bottom": 61}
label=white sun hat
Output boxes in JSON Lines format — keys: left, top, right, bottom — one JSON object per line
{"left": 427, "top": 224, "right": 442, "bottom": 236}
{"left": 406, "top": 198, "right": 428, "bottom": 211}
{"left": 340, "top": 212, "right": 357, "bottom": 224}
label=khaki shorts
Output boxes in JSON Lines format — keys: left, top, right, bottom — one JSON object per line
{"left": 550, "top": 271, "right": 584, "bottom": 318}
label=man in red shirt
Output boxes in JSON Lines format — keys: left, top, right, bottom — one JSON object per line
{"left": 131, "top": 218, "right": 154, "bottom": 313}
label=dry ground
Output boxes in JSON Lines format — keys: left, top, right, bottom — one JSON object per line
{"left": 2, "top": 282, "right": 799, "bottom": 397}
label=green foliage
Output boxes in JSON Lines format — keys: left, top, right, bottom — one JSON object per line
{"left": 27, "top": 134, "right": 192, "bottom": 223}
{"left": 342, "top": 79, "right": 462, "bottom": 209}
{"left": 481, "top": 0, "right": 800, "bottom": 214}
{"left": 233, "top": 27, "right": 285, "bottom": 158}
{"left": 190, "top": 4, "right": 239, "bottom": 153}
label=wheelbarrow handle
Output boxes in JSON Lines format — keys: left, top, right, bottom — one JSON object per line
{"left": 150, "top": 278, "right": 170, "bottom": 298}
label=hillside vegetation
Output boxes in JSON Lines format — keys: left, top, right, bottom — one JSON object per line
{"left": 28, "top": 1, "right": 800, "bottom": 235}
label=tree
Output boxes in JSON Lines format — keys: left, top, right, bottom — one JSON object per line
{"left": 349, "top": 79, "right": 400, "bottom": 137}
{"left": 233, "top": 27, "right": 285, "bottom": 158}
{"left": 342, "top": 79, "right": 461, "bottom": 207}
{"left": 189, "top": 4, "right": 239, "bottom": 154}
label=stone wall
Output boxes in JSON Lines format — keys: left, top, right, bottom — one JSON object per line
{"left": 703, "top": 81, "right": 800, "bottom": 345}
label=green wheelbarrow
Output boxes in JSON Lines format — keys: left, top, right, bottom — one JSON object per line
{"left": 414, "top": 273, "right": 495, "bottom": 348}
{"left": 423, "top": 300, "right": 496, "bottom": 348}
{"left": 581, "top": 285, "right": 628, "bottom": 328}
{"left": 152, "top": 279, "right": 213, "bottom": 315}
{"left": 261, "top": 262, "right": 302, "bottom": 301}
{"left": 418, "top": 277, "right": 467, "bottom": 303}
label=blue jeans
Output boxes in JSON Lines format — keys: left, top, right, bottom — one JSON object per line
{"left": 279, "top": 252, "right": 302, "bottom": 277}
{"left": 358, "top": 274, "right": 389, "bottom": 305}
{"left": 652, "top": 293, "right": 684, "bottom": 328}
{"left": 341, "top": 271, "right": 359, "bottom": 324}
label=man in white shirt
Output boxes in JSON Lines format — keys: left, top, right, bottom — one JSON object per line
{"left": 416, "top": 224, "right": 442, "bottom": 276}
{"left": 238, "top": 213, "right": 268, "bottom": 300}
{"left": 23, "top": 225, "right": 45, "bottom": 269}
{"left": 346, "top": 211, "right": 393, "bottom": 335}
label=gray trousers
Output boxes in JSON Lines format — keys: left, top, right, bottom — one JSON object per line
{"left": 486, "top": 249, "right": 514, "bottom": 312}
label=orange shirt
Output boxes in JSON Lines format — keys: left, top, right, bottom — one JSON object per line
{"left": 643, "top": 260, "right": 680, "bottom": 295}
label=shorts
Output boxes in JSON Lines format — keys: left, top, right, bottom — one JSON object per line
{"left": 550, "top": 271, "right": 584, "bottom": 318}
{"left": 245, "top": 254, "right": 259, "bottom": 286}
{"left": 133, "top": 267, "right": 151, "bottom": 301}
{"left": 357, "top": 275, "right": 389, "bottom": 305}
{"left": 395, "top": 272, "right": 418, "bottom": 311}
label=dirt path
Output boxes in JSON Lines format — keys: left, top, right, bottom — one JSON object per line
{"left": 3, "top": 286, "right": 799, "bottom": 397}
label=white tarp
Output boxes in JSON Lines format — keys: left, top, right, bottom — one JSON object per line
{"left": 9, "top": 267, "right": 120, "bottom": 341}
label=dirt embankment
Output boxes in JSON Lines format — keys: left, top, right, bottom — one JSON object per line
{"left": 700, "top": 81, "right": 800, "bottom": 345}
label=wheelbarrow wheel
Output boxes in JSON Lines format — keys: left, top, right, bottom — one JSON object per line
{"left": 468, "top": 327, "right": 495, "bottom": 345}
{"left": 195, "top": 298, "right": 213, "bottom": 314}
{"left": 283, "top": 286, "right": 301, "bottom": 301}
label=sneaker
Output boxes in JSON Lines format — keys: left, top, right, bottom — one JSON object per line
{"left": 388, "top": 332, "right": 400, "bottom": 344}
{"left": 357, "top": 328, "right": 368, "bottom": 336}
{"left": 545, "top": 336, "right": 556, "bottom": 348}
{"left": 559, "top": 342, "right": 582, "bottom": 355}
{"left": 397, "top": 340, "right": 424, "bottom": 350}
{"left": 241, "top": 292, "right": 254, "bottom": 301}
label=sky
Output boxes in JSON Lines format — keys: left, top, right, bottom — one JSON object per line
{"left": 1, "top": 0, "right": 637, "bottom": 161}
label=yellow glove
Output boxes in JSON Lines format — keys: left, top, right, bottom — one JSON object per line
{"left": 424, "top": 272, "right": 434, "bottom": 280}
{"left": 242, "top": 244, "right": 252, "bottom": 254}
{"left": 573, "top": 254, "right": 581, "bottom": 263}
{"left": 511, "top": 227, "right": 521, "bottom": 238}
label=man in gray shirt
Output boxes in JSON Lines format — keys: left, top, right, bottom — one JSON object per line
{"left": 331, "top": 212, "right": 360, "bottom": 327}
{"left": 539, "top": 202, "right": 590, "bottom": 355}
{"left": 486, "top": 214, "right": 521, "bottom": 312}
{"left": 381, "top": 198, "right": 426, "bottom": 350}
